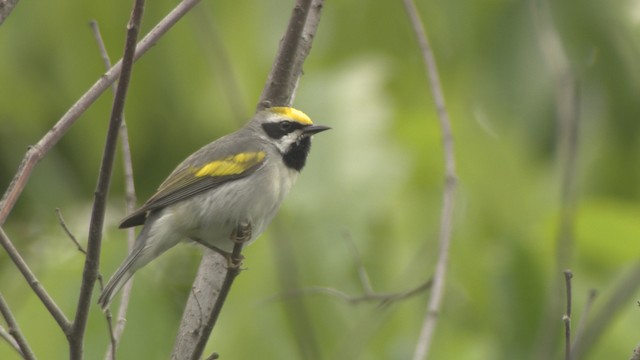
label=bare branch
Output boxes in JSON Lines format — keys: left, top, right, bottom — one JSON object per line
{"left": 191, "top": 236, "right": 245, "bottom": 359}
{"left": 0, "top": 0, "right": 204, "bottom": 226}
{"left": 0, "top": 324, "right": 23, "bottom": 358}
{"left": 89, "top": 19, "right": 139, "bottom": 360}
{"left": 264, "top": 279, "right": 432, "bottom": 307}
{"left": 401, "top": 1, "right": 458, "bottom": 359}
{"left": 173, "top": 0, "right": 324, "bottom": 357}
{"left": 0, "top": 227, "right": 72, "bottom": 333}
{"left": 172, "top": 231, "right": 246, "bottom": 360}
{"left": 563, "top": 270, "right": 573, "bottom": 360}
{"left": 172, "top": 251, "right": 228, "bottom": 359}
{"left": 257, "top": 0, "right": 322, "bottom": 109}
{"left": 530, "top": 0, "right": 581, "bottom": 355}
{"left": 572, "top": 262, "right": 640, "bottom": 359}
{"left": 56, "top": 208, "right": 87, "bottom": 255}
{"left": 0, "top": 293, "right": 36, "bottom": 360}
{"left": 69, "top": 1, "right": 146, "bottom": 358}
{"left": 342, "top": 231, "right": 374, "bottom": 294}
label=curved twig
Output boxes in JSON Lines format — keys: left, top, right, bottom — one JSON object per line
{"left": 402, "top": 1, "right": 458, "bottom": 359}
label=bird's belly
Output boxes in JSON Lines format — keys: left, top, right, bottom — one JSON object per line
{"left": 172, "top": 165, "right": 297, "bottom": 252}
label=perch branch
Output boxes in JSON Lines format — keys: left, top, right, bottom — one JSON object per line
{"left": 172, "top": 0, "right": 324, "bottom": 357}
{"left": 402, "top": 1, "right": 458, "bottom": 359}
{"left": 69, "top": 1, "right": 145, "bottom": 358}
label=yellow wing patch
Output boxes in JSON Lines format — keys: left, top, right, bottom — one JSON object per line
{"left": 270, "top": 107, "right": 313, "bottom": 125}
{"left": 194, "top": 152, "right": 266, "bottom": 177}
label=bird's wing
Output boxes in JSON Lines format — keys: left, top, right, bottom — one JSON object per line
{"left": 119, "top": 145, "right": 267, "bottom": 229}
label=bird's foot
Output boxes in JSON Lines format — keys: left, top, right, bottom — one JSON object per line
{"left": 231, "top": 221, "right": 252, "bottom": 244}
{"left": 190, "top": 237, "right": 244, "bottom": 268}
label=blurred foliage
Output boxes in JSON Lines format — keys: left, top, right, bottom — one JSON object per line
{"left": 1, "top": 0, "right": 640, "bottom": 359}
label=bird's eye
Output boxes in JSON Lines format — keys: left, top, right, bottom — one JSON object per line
{"left": 279, "top": 121, "right": 293, "bottom": 132}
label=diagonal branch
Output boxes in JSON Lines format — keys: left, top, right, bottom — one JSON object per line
{"left": 0, "top": 227, "right": 72, "bottom": 333}
{"left": 0, "top": 324, "right": 22, "bottom": 358}
{"left": 0, "top": 0, "right": 204, "bottom": 226}
{"left": 69, "top": 1, "right": 145, "bottom": 358}
{"left": 0, "top": 293, "right": 35, "bottom": 360}
{"left": 172, "top": 0, "right": 324, "bottom": 358}
{"left": 402, "top": 1, "right": 458, "bottom": 360}
{"left": 258, "top": 0, "right": 322, "bottom": 108}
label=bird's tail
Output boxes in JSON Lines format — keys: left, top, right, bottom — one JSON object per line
{"left": 98, "top": 246, "right": 144, "bottom": 310}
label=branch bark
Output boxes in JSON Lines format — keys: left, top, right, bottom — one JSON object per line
{"left": 0, "top": 0, "right": 21, "bottom": 25}
{"left": 68, "top": 1, "right": 145, "bottom": 358}
{"left": 0, "top": 227, "right": 72, "bottom": 333}
{"left": 89, "top": 19, "right": 140, "bottom": 360}
{"left": 171, "top": 0, "right": 324, "bottom": 358}
{"left": 0, "top": 293, "right": 35, "bottom": 360}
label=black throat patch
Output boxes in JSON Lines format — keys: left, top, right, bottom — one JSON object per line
{"left": 283, "top": 136, "right": 311, "bottom": 171}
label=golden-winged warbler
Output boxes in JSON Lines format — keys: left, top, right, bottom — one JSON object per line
{"left": 98, "top": 107, "right": 329, "bottom": 309}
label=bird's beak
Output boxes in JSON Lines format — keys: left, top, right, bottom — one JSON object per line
{"left": 303, "top": 124, "right": 331, "bottom": 135}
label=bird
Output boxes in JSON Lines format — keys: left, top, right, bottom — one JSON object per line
{"left": 98, "top": 106, "right": 329, "bottom": 309}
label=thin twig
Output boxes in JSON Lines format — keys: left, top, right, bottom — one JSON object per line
{"left": 0, "top": 227, "right": 72, "bottom": 333}
{"left": 342, "top": 231, "right": 374, "bottom": 294}
{"left": 0, "top": 293, "right": 36, "bottom": 360}
{"left": 0, "top": 324, "right": 22, "bottom": 357}
{"left": 563, "top": 270, "right": 573, "bottom": 360}
{"left": 55, "top": 208, "right": 87, "bottom": 255}
{"left": 69, "top": 1, "right": 146, "bottom": 359}
{"left": 572, "top": 261, "right": 640, "bottom": 359}
{"left": 263, "top": 279, "right": 432, "bottom": 307}
{"left": 0, "top": 0, "right": 204, "bottom": 226}
{"left": 90, "top": 19, "right": 139, "bottom": 360}
{"left": 402, "top": 1, "right": 458, "bottom": 359}
{"left": 530, "top": 0, "right": 581, "bottom": 356}
{"left": 56, "top": 207, "right": 106, "bottom": 289}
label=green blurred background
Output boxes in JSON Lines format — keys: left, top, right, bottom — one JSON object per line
{"left": 1, "top": 0, "right": 640, "bottom": 359}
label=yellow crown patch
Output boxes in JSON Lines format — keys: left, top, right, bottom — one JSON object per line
{"left": 270, "top": 107, "right": 313, "bottom": 125}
